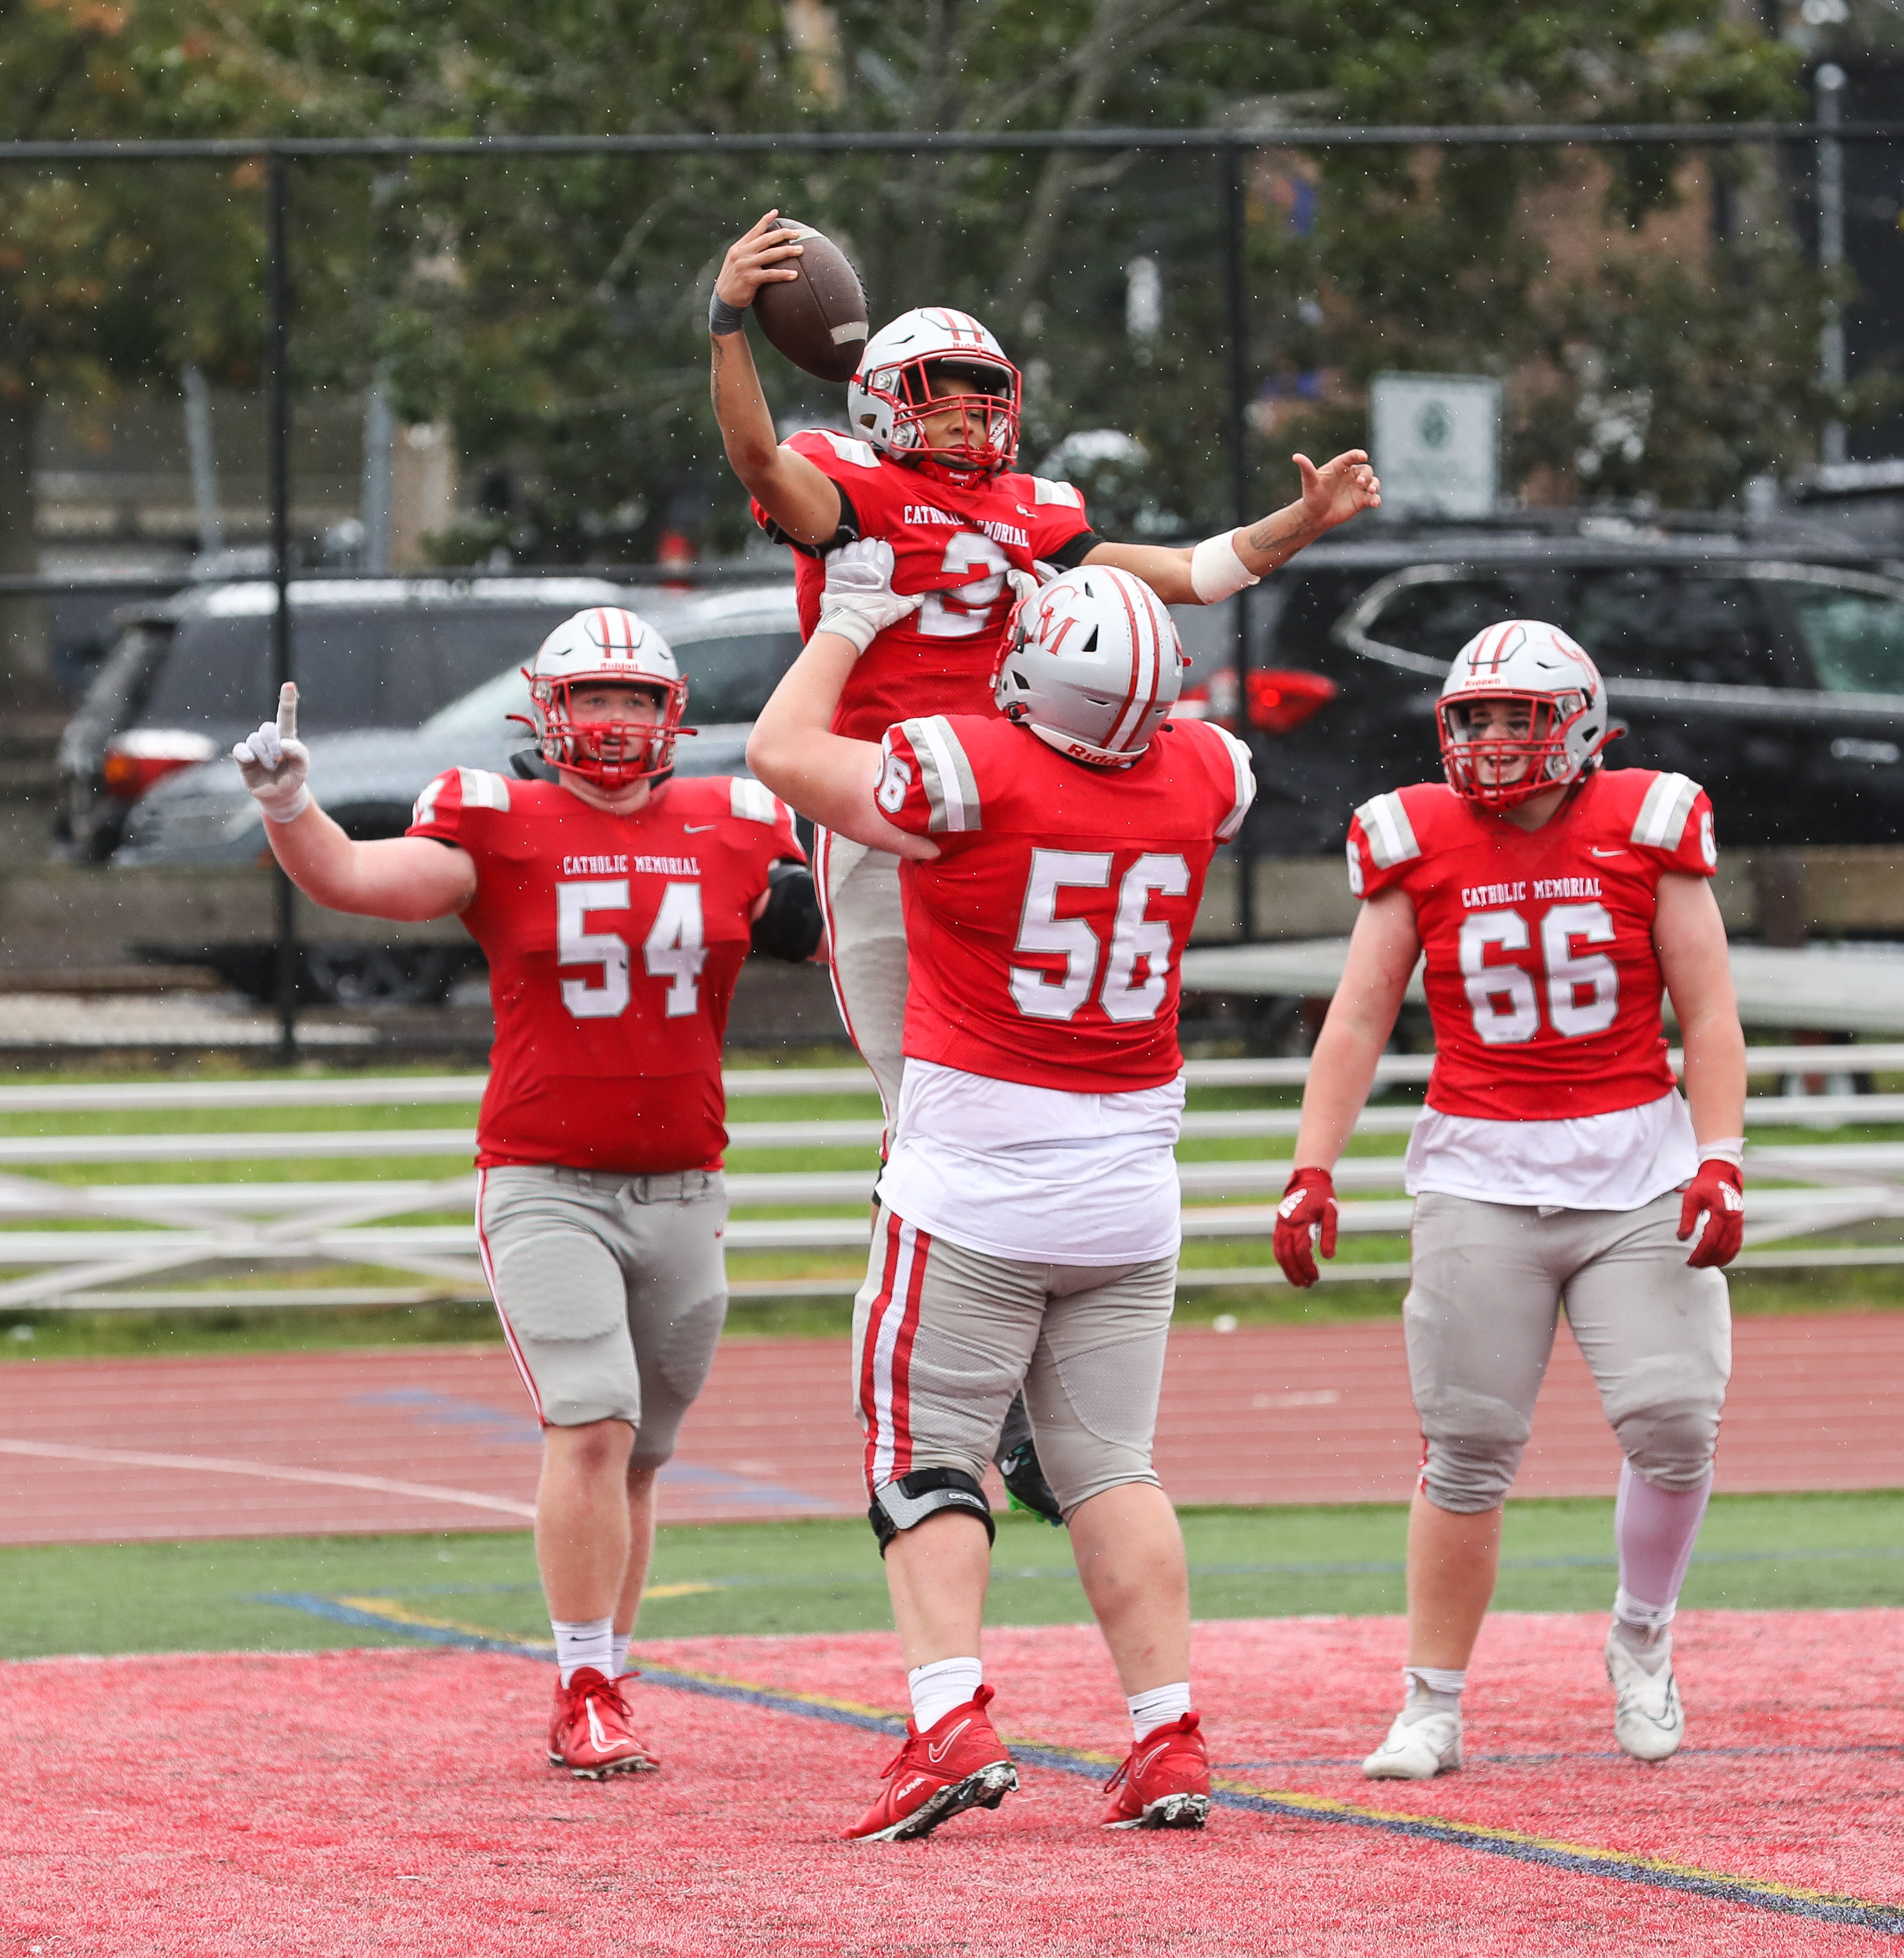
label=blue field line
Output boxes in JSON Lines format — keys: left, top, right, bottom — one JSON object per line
{"left": 257, "top": 1588, "right": 1904, "bottom": 1934}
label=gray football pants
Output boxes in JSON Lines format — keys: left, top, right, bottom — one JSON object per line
{"left": 477, "top": 1164, "right": 728, "bottom": 1464}
{"left": 1405, "top": 1191, "right": 1732, "bottom": 1514}
{"left": 853, "top": 1201, "right": 1178, "bottom": 1518}
{"left": 817, "top": 829, "right": 1044, "bottom": 1480}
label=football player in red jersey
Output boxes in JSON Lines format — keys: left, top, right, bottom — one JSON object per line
{"left": 710, "top": 211, "right": 1378, "bottom": 1126}
{"left": 748, "top": 545, "right": 1256, "bottom": 1841}
{"left": 713, "top": 214, "right": 1376, "bottom": 1524}
{"left": 1273, "top": 619, "right": 1747, "bottom": 1779}
{"left": 230, "top": 607, "right": 815, "bottom": 1782}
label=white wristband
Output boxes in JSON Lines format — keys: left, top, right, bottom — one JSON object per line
{"left": 1699, "top": 1137, "right": 1746, "bottom": 1167}
{"left": 1190, "top": 528, "right": 1261, "bottom": 604}
{"left": 262, "top": 786, "right": 311, "bottom": 824}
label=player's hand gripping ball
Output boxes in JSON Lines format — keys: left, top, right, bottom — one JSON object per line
{"left": 232, "top": 682, "right": 311, "bottom": 822}
{"left": 1678, "top": 1158, "right": 1744, "bottom": 1269}
{"left": 726, "top": 212, "right": 868, "bottom": 384}
{"left": 816, "top": 539, "right": 923, "bottom": 653}
{"left": 1273, "top": 1167, "right": 1338, "bottom": 1288}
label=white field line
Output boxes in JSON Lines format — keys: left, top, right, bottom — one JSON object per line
{"left": 0, "top": 1438, "right": 535, "bottom": 1519}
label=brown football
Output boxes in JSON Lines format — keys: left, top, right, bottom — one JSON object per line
{"left": 752, "top": 221, "right": 870, "bottom": 384}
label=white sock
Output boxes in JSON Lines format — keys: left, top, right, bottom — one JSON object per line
{"left": 908, "top": 1655, "right": 982, "bottom": 1732}
{"left": 551, "top": 1616, "right": 615, "bottom": 1686}
{"left": 1401, "top": 1665, "right": 1465, "bottom": 1724}
{"left": 1127, "top": 1681, "right": 1192, "bottom": 1743}
{"left": 611, "top": 1631, "right": 632, "bottom": 1679}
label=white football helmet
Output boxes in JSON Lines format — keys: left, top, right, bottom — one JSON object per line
{"left": 993, "top": 566, "right": 1187, "bottom": 767}
{"left": 1438, "top": 618, "right": 1611, "bottom": 810}
{"left": 846, "top": 307, "right": 1020, "bottom": 479}
{"left": 517, "top": 607, "right": 688, "bottom": 789}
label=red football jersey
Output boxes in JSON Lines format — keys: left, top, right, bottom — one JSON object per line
{"left": 877, "top": 713, "right": 1255, "bottom": 1092}
{"left": 1346, "top": 769, "right": 1719, "bottom": 1121}
{"left": 750, "top": 428, "right": 1096, "bottom": 741}
{"left": 408, "top": 768, "right": 802, "bottom": 1173}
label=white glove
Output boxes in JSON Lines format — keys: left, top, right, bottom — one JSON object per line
{"left": 816, "top": 538, "right": 923, "bottom": 654}
{"left": 231, "top": 682, "right": 311, "bottom": 822}
{"left": 1004, "top": 568, "right": 1040, "bottom": 611}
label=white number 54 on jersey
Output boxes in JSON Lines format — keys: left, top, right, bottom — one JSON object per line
{"left": 556, "top": 879, "right": 707, "bottom": 1020}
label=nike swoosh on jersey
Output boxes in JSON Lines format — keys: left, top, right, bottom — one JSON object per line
{"left": 926, "top": 1717, "right": 973, "bottom": 1764}
{"left": 683, "top": 823, "right": 718, "bottom": 833}
{"left": 1589, "top": 847, "right": 1628, "bottom": 857}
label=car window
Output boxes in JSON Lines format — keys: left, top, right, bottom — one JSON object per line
{"left": 420, "top": 664, "right": 534, "bottom": 741}
{"left": 1569, "top": 571, "right": 1783, "bottom": 687}
{"left": 1772, "top": 581, "right": 1904, "bottom": 695}
{"left": 138, "top": 606, "right": 585, "bottom": 732}
{"left": 1359, "top": 575, "right": 1557, "bottom": 660}
{"left": 672, "top": 630, "right": 804, "bottom": 723}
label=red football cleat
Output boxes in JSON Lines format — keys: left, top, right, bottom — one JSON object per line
{"left": 1101, "top": 1711, "right": 1212, "bottom": 1830}
{"left": 547, "top": 1667, "right": 660, "bottom": 1780}
{"left": 845, "top": 1684, "right": 1018, "bottom": 1842}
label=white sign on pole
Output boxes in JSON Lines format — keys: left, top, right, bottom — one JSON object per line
{"left": 1369, "top": 373, "right": 1501, "bottom": 518}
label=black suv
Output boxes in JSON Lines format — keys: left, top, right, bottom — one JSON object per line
{"left": 1217, "top": 516, "right": 1904, "bottom": 854}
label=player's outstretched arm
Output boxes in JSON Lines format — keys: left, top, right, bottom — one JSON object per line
{"left": 748, "top": 632, "right": 935, "bottom": 860}
{"left": 1654, "top": 871, "right": 1750, "bottom": 1257}
{"left": 1654, "top": 873, "right": 1746, "bottom": 1143}
{"left": 1292, "top": 887, "right": 1419, "bottom": 1170}
{"left": 710, "top": 212, "right": 845, "bottom": 548}
{"left": 1083, "top": 450, "right": 1381, "bottom": 606}
{"left": 1275, "top": 887, "right": 1418, "bottom": 1287}
{"left": 233, "top": 687, "right": 475, "bottom": 922}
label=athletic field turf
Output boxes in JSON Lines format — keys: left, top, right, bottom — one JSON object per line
{"left": 6, "top": 1498, "right": 1903, "bottom": 1952}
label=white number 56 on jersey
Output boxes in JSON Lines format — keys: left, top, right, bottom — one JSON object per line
{"left": 556, "top": 879, "right": 707, "bottom": 1020}
{"left": 1010, "top": 848, "right": 1191, "bottom": 1024}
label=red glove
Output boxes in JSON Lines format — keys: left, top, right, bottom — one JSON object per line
{"left": 1274, "top": 1167, "right": 1338, "bottom": 1288}
{"left": 1678, "top": 1159, "right": 1744, "bottom": 1269}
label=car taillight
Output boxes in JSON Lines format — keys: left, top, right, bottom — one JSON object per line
{"left": 1173, "top": 670, "right": 1239, "bottom": 728}
{"left": 102, "top": 729, "right": 216, "bottom": 802}
{"left": 1246, "top": 669, "right": 1337, "bottom": 734}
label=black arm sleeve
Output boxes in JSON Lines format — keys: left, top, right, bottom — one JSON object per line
{"left": 757, "top": 483, "right": 862, "bottom": 558}
{"left": 1043, "top": 528, "right": 1102, "bottom": 572}
{"left": 750, "top": 859, "right": 824, "bottom": 962}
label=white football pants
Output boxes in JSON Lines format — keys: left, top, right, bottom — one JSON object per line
{"left": 814, "top": 827, "right": 909, "bottom": 1127}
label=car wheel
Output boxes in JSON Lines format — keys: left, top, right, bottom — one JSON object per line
{"left": 304, "top": 945, "right": 465, "bottom": 1007}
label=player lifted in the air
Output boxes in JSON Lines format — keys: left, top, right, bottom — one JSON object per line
{"left": 709, "top": 211, "right": 1379, "bottom": 1132}
{"left": 749, "top": 546, "right": 1256, "bottom": 1841}
{"left": 1274, "top": 620, "right": 1746, "bottom": 1778}
{"left": 230, "top": 609, "right": 816, "bottom": 1782}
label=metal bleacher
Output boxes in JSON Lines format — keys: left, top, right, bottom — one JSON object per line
{"left": 0, "top": 1046, "right": 1899, "bottom": 1311}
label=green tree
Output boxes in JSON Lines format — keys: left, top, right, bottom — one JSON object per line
{"left": 251, "top": 0, "right": 1847, "bottom": 561}
{"left": 0, "top": 0, "right": 306, "bottom": 694}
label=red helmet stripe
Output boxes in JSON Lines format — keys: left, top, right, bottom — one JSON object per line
{"left": 1105, "top": 574, "right": 1160, "bottom": 752}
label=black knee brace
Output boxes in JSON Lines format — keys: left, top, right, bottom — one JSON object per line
{"left": 868, "top": 1468, "right": 995, "bottom": 1557}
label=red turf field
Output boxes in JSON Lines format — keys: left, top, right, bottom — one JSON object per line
{"left": 3, "top": 1313, "right": 1903, "bottom": 1545}
{"left": 5, "top": 1609, "right": 1899, "bottom": 1953}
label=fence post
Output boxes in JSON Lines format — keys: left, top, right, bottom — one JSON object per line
{"left": 1816, "top": 63, "right": 1847, "bottom": 469}
{"left": 1222, "top": 140, "right": 1256, "bottom": 942}
{"left": 266, "top": 147, "right": 299, "bottom": 1065}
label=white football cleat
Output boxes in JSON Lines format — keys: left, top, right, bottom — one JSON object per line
{"left": 1606, "top": 1627, "right": 1683, "bottom": 1762}
{"left": 1362, "top": 1708, "right": 1462, "bottom": 1780}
